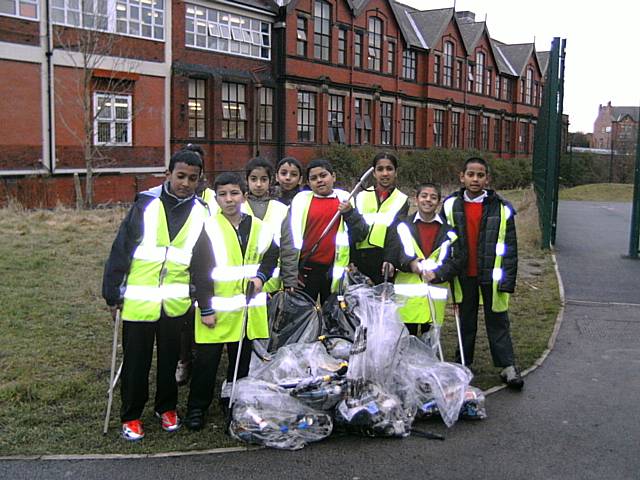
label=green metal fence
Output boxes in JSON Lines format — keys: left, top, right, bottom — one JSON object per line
{"left": 532, "top": 37, "right": 566, "bottom": 249}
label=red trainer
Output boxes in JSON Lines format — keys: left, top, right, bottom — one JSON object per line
{"left": 156, "top": 410, "right": 181, "bottom": 432}
{"left": 122, "top": 420, "right": 144, "bottom": 441}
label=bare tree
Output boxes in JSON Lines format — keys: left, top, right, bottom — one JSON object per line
{"left": 54, "top": 22, "right": 144, "bottom": 208}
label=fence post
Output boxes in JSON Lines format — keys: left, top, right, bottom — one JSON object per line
{"left": 628, "top": 123, "right": 640, "bottom": 258}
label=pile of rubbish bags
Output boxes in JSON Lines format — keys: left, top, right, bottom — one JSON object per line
{"left": 229, "top": 281, "right": 486, "bottom": 450}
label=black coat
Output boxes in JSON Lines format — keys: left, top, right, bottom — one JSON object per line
{"left": 443, "top": 189, "right": 517, "bottom": 292}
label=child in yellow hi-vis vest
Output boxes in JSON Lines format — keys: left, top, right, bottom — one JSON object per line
{"left": 184, "top": 172, "right": 278, "bottom": 431}
{"left": 386, "top": 183, "right": 464, "bottom": 335}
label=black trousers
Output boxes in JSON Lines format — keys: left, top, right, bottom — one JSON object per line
{"left": 457, "top": 276, "right": 516, "bottom": 368}
{"left": 406, "top": 323, "right": 432, "bottom": 336}
{"left": 187, "top": 337, "right": 252, "bottom": 412}
{"left": 179, "top": 307, "right": 195, "bottom": 363}
{"left": 301, "top": 262, "right": 332, "bottom": 305}
{"left": 353, "top": 247, "right": 385, "bottom": 285}
{"left": 120, "top": 310, "right": 184, "bottom": 422}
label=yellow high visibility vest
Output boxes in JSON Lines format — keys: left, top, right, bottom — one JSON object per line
{"left": 442, "top": 197, "right": 511, "bottom": 312}
{"left": 289, "top": 190, "right": 351, "bottom": 293}
{"left": 355, "top": 188, "right": 408, "bottom": 249}
{"left": 194, "top": 213, "right": 273, "bottom": 343}
{"left": 121, "top": 197, "right": 207, "bottom": 321}
{"left": 394, "top": 223, "right": 457, "bottom": 325}
{"left": 200, "top": 188, "right": 220, "bottom": 215}
{"left": 242, "top": 199, "right": 288, "bottom": 293}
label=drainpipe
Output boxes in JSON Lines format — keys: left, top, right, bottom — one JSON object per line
{"left": 45, "top": 0, "right": 54, "bottom": 173}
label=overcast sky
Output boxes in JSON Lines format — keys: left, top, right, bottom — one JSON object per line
{"left": 400, "top": 0, "right": 640, "bottom": 133}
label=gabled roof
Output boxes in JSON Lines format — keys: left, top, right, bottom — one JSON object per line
{"left": 536, "top": 51, "right": 550, "bottom": 77}
{"left": 491, "top": 39, "right": 518, "bottom": 76}
{"left": 234, "top": 0, "right": 280, "bottom": 14}
{"left": 458, "top": 20, "right": 485, "bottom": 54}
{"left": 612, "top": 107, "right": 640, "bottom": 122}
{"left": 408, "top": 7, "right": 454, "bottom": 50}
{"left": 496, "top": 42, "right": 537, "bottom": 76}
{"left": 389, "top": 0, "right": 427, "bottom": 49}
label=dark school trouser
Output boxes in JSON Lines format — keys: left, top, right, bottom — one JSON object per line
{"left": 352, "top": 247, "right": 385, "bottom": 285}
{"left": 187, "top": 337, "right": 252, "bottom": 412}
{"left": 405, "top": 323, "right": 432, "bottom": 336}
{"left": 301, "top": 262, "right": 332, "bottom": 305}
{"left": 457, "top": 276, "right": 515, "bottom": 368}
{"left": 120, "top": 310, "right": 184, "bottom": 422}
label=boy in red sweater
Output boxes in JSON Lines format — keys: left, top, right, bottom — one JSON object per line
{"left": 442, "top": 158, "right": 523, "bottom": 390}
{"left": 280, "top": 159, "right": 368, "bottom": 304}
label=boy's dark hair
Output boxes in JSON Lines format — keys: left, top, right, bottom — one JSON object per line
{"left": 245, "top": 157, "right": 274, "bottom": 180}
{"left": 372, "top": 151, "right": 399, "bottom": 169}
{"left": 213, "top": 172, "right": 247, "bottom": 194}
{"left": 183, "top": 143, "right": 205, "bottom": 160}
{"left": 306, "top": 158, "right": 334, "bottom": 180}
{"left": 169, "top": 150, "right": 203, "bottom": 173}
{"left": 463, "top": 156, "right": 489, "bottom": 173}
{"left": 276, "top": 156, "right": 303, "bottom": 175}
{"left": 415, "top": 182, "right": 442, "bottom": 200}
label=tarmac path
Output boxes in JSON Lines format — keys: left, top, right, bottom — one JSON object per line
{"left": 2, "top": 200, "right": 639, "bottom": 479}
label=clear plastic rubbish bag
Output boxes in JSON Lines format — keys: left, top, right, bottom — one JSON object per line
{"left": 460, "top": 386, "right": 487, "bottom": 420}
{"left": 229, "top": 378, "right": 333, "bottom": 450}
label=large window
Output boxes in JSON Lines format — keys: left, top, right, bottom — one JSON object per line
{"left": 493, "top": 118, "right": 502, "bottom": 151}
{"left": 188, "top": 78, "right": 206, "bottom": 138}
{"left": 221, "top": 82, "right": 246, "bottom": 140}
{"left": 481, "top": 115, "right": 489, "bottom": 150}
{"left": 185, "top": 4, "right": 270, "bottom": 60}
{"left": 402, "top": 49, "right": 416, "bottom": 80}
{"left": 0, "top": 0, "right": 38, "bottom": 19}
{"left": 337, "top": 28, "right": 346, "bottom": 65}
{"left": 94, "top": 93, "right": 132, "bottom": 145}
{"left": 455, "top": 60, "right": 463, "bottom": 89}
{"left": 401, "top": 105, "right": 415, "bottom": 147}
{"left": 486, "top": 69, "right": 492, "bottom": 96}
{"left": 313, "top": 0, "right": 330, "bottom": 61}
{"left": 52, "top": 0, "right": 164, "bottom": 41}
{"left": 258, "top": 87, "right": 273, "bottom": 141}
{"left": 354, "top": 98, "right": 372, "bottom": 144}
{"left": 296, "top": 16, "right": 307, "bottom": 56}
{"left": 504, "top": 77, "right": 513, "bottom": 101}
{"left": 495, "top": 74, "right": 501, "bottom": 99}
{"left": 387, "top": 41, "right": 395, "bottom": 74}
{"left": 443, "top": 42, "right": 453, "bottom": 87}
{"left": 504, "top": 120, "right": 512, "bottom": 152}
{"left": 467, "top": 64, "right": 474, "bottom": 92}
{"left": 328, "top": 95, "right": 345, "bottom": 143}
{"left": 466, "top": 113, "right": 477, "bottom": 149}
{"left": 519, "top": 122, "right": 528, "bottom": 152}
{"left": 451, "top": 111, "right": 460, "bottom": 148}
{"left": 475, "top": 52, "right": 484, "bottom": 94}
{"left": 433, "top": 109, "right": 444, "bottom": 147}
{"left": 368, "top": 17, "right": 382, "bottom": 71}
{"left": 525, "top": 67, "right": 533, "bottom": 104}
{"left": 354, "top": 31, "right": 363, "bottom": 68}
{"left": 297, "top": 91, "right": 316, "bottom": 142}
{"left": 380, "top": 101, "right": 393, "bottom": 145}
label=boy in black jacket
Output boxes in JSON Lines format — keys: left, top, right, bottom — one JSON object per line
{"left": 442, "top": 157, "right": 523, "bottom": 389}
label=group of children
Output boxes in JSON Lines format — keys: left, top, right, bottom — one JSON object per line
{"left": 102, "top": 148, "right": 523, "bottom": 442}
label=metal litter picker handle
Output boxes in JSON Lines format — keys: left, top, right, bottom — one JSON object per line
{"left": 103, "top": 309, "right": 121, "bottom": 435}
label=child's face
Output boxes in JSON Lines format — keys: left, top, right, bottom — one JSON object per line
{"left": 277, "top": 162, "right": 302, "bottom": 192}
{"left": 307, "top": 167, "right": 335, "bottom": 196}
{"left": 215, "top": 183, "right": 245, "bottom": 217}
{"left": 373, "top": 159, "right": 397, "bottom": 189}
{"left": 247, "top": 166, "right": 270, "bottom": 198}
{"left": 460, "top": 162, "right": 488, "bottom": 195}
{"left": 416, "top": 187, "right": 440, "bottom": 217}
{"left": 166, "top": 162, "right": 201, "bottom": 198}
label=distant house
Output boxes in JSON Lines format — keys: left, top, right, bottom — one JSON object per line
{"left": 591, "top": 102, "right": 639, "bottom": 154}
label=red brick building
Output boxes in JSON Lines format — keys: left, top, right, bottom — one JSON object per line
{"left": 592, "top": 101, "right": 639, "bottom": 154}
{"left": 0, "top": 0, "right": 548, "bottom": 206}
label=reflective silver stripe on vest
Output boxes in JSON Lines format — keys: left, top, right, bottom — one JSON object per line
{"left": 132, "top": 199, "right": 162, "bottom": 260}
{"left": 210, "top": 292, "right": 267, "bottom": 311}
{"left": 394, "top": 284, "right": 449, "bottom": 299}
{"left": 124, "top": 284, "right": 190, "bottom": 301}
{"left": 495, "top": 242, "right": 506, "bottom": 255}
{"left": 397, "top": 223, "right": 415, "bottom": 257}
{"left": 211, "top": 264, "right": 260, "bottom": 281}
{"left": 205, "top": 218, "right": 227, "bottom": 265}
{"left": 492, "top": 268, "right": 503, "bottom": 281}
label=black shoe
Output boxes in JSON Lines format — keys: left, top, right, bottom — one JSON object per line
{"left": 500, "top": 366, "right": 524, "bottom": 390}
{"left": 184, "top": 408, "right": 205, "bottom": 431}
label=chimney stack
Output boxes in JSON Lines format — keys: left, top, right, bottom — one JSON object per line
{"left": 455, "top": 11, "right": 476, "bottom": 23}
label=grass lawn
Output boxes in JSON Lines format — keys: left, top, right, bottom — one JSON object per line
{"left": 559, "top": 183, "right": 633, "bottom": 202}
{"left": 0, "top": 187, "right": 559, "bottom": 455}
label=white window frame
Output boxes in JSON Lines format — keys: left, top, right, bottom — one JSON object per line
{"left": 93, "top": 92, "right": 132, "bottom": 146}
{"left": 185, "top": 3, "right": 271, "bottom": 60}
{"left": 0, "top": 0, "right": 38, "bottom": 20}
{"left": 50, "top": 0, "right": 165, "bottom": 42}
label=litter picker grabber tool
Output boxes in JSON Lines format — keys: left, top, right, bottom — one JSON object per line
{"left": 228, "top": 281, "right": 256, "bottom": 413}
{"left": 298, "top": 166, "right": 375, "bottom": 272}
{"left": 449, "top": 283, "right": 466, "bottom": 367}
{"left": 103, "top": 308, "right": 121, "bottom": 435}
{"left": 422, "top": 275, "right": 444, "bottom": 362}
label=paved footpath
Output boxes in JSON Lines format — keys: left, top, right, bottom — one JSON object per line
{"left": 2, "top": 200, "right": 639, "bottom": 480}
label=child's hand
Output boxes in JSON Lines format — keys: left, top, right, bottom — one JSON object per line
{"left": 248, "top": 277, "right": 264, "bottom": 297}
{"left": 201, "top": 313, "right": 217, "bottom": 328}
{"left": 338, "top": 200, "right": 352, "bottom": 213}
